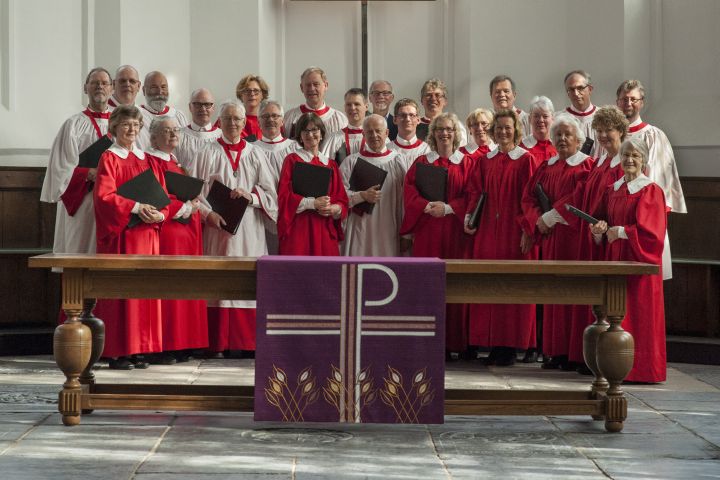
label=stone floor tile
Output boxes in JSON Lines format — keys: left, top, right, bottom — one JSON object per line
{"left": 595, "top": 458, "right": 720, "bottom": 479}
{"left": 565, "top": 431, "right": 720, "bottom": 460}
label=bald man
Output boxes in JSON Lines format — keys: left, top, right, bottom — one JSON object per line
{"left": 175, "top": 87, "right": 222, "bottom": 175}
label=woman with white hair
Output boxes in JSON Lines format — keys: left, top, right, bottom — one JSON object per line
{"left": 590, "top": 136, "right": 667, "bottom": 383}
{"left": 521, "top": 112, "right": 593, "bottom": 370}
{"left": 520, "top": 96, "right": 557, "bottom": 165}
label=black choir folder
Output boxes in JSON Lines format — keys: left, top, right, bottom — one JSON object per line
{"left": 468, "top": 192, "right": 486, "bottom": 229}
{"left": 206, "top": 180, "right": 249, "bottom": 235}
{"left": 116, "top": 168, "right": 171, "bottom": 228}
{"left": 164, "top": 171, "right": 205, "bottom": 224}
{"left": 291, "top": 161, "right": 332, "bottom": 198}
{"left": 535, "top": 183, "right": 552, "bottom": 213}
{"left": 348, "top": 158, "right": 388, "bottom": 214}
{"left": 415, "top": 162, "right": 447, "bottom": 202}
{"left": 78, "top": 135, "right": 113, "bottom": 168}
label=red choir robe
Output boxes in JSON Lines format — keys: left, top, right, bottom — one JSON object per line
{"left": 242, "top": 115, "right": 263, "bottom": 141}
{"left": 277, "top": 149, "right": 349, "bottom": 256}
{"left": 147, "top": 149, "right": 209, "bottom": 352}
{"left": 559, "top": 152, "right": 624, "bottom": 363}
{"left": 466, "top": 146, "right": 538, "bottom": 349}
{"left": 594, "top": 175, "right": 667, "bottom": 382}
{"left": 400, "top": 150, "right": 474, "bottom": 351}
{"left": 459, "top": 142, "right": 494, "bottom": 162}
{"left": 520, "top": 135, "right": 557, "bottom": 167}
{"left": 93, "top": 144, "right": 169, "bottom": 358}
{"left": 520, "top": 151, "right": 593, "bottom": 358}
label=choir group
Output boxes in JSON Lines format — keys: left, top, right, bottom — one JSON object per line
{"left": 40, "top": 65, "right": 686, "bottom": 383}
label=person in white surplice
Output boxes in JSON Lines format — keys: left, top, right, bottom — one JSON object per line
{"left": 41, "top": 67, "right": 114, "bottom": 258}
{"left": 616, "top": 79, "right": 687, "bottom": 280}
{"left": 175, "top": 88, "right": 222, "bottom": 175}
{"left": 562, "top": 70, "right": 601, "bottom": 158}
{"left": 388, "top": 98, "right": 431, "bottom": 166}
{"left": 108, "top": 65, "right": 141, "bottom": 108}
{"left": 136, "top": 71, "right": 189, "bottom": 150}
{"left": 283, "top": 66, "right": 348, "bottom": 139}
{"left": 321, "top": 87, "right": 370, "bottom": 163}
{"left": 194, "top": 99, "right": 278, "bottom": 356}
{"left": 339, "top": 114, "right": 408, "bottom": 257}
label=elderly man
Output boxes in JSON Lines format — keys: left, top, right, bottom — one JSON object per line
{"left": 283, "top": 66, "right": 348, "bottom": 138}
{"left": 321, "top": 88, "right": 369, "bottom": 163}
{"left": 339, "top": 114, "right": 407, "bottom": 256}
{"left": 389, "top": 98, "right": 430, "bottom": 165}
{"left": 563, "top": 70, "right": 600, "bottom": 156}
{"left": 194, "top": 100, "right": 277, "bottom": 357}
{"left": 108, "top": 65, "right": 141, "bottom": 107}
{"left": 489, "top": 74, "right": 530, "bottom": 137}
{"left": 417, "top": 78, "right": 467, "bottom": 146}
{"left": 369, "top": 80, "right": 397, "bottom": 140}
{"left": 616, "top": 79, "right": 687, "bottom": 280}
{"left": 41, "top": 67, "right": 113, "bottom": 259}
{"left": 175, "top": 88, "right": 222, "bottom": 174}
{"left": 136, "top": 71, "right": 189, "bottom": 149}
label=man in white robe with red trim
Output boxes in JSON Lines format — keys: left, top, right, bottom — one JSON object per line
{"left": 194, "top": 100, "right": 278, "bottom": 356}
{"left": 389, "top": 98, "right": 430, "bottom": 166}
{"left": 175, "top": 88, "right": 222, "bottom": 174}
{"left": 490, "top": 74, "right": 530, "bottom": 137}
{"left": 563, "top": 70, "right": 601, "bottom": 157}
{"left": 108, "top": 65, "right": 141, "bottom": 108}
{"left": 283, "top": 66, "right": 348, "bottom": 138}
{"left": 136, "top": 71, "right": 189, "bottom": 150}
{"left": 41, "top": 67, "right": 114, "bottom": 260}
{"left": 321, "top": 88, "right": 369, "bottom": 163}
{"left": 616, "top": 79, "right": 687, "bottom": 280}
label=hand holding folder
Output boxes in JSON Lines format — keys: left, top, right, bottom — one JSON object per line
{"left": 415, "top": 162, "right": 448, "bottom": 203}
{"left": 164, "top": 170, "right": 205, "bottom": 224}
{"left": 292, "top": 162, "right": 332, "bottom": 198}
{"left": 206, "top": 180, "right": 249, "bottom": 235}
{"left": 116, "top": 168, "right": 171, "bottom": 228}
{"left": 348, "top": 158, "right": 388, "bottom": 214}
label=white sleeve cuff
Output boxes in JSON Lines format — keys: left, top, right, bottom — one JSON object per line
{"left": 541, "top": 208, "right": 568, "bottom": 227}
{"left": 443, "top": 203, "right": 454, "bottom": 216}
{"left": 131, "top": 202, "right": 141, "bottom": 214}
{"left": 250, "top": 193, "right": 260, "bottom": 208}
{"left": 464, "top": 214, "right": 470, "bottom": 226}
{"left": 173, "top": 202, "right": 190, "bottom": 220}
{"left": 297, "top": 197, "right": 315, "bottom": 213}
{"left": 617, "top": 226, "right": 628, "bottom": 239}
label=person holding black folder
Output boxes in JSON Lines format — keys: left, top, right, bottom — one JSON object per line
{"left": 464, "top": 109, "right": 538, "bottom": 367}
{"left": 146, "top": 117, "right": 208, "bottom": 364}
{"left": 400, "top": 112, "right": 474, "bottom": 358}
{"left": 339, "top": 114, "right": 406, "bottom": 256}
{"left": 277, "top": 112, "right": 348, "bottom": 256}
{"left": 40, "top": 67, "right": 113, "bottom": 259}
{"left": 520, "top": 113, "right": 593, "bottom": 371}
{"left": 193, "top": 99, "right": 278, "bottom": 358}
{"left": 93, "top": 105, "right": 170, "bottom": 370}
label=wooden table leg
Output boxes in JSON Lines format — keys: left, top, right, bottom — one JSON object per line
{"left": 596, "top": 277, "right": 634, "bottom": 433}
{"left": 54, "top": 269, "right": 92, "bottom": 426}
{"left": 584, "top": 304, "right": 610, "bottom": 420}
{"left": 80, "top": 298, "right": 105, "bottom": 386}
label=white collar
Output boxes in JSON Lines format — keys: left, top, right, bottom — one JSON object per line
{"left": 629, "top": 117, "right": 644, "bottom": 128}
{"left": 364, "top": 145, "right": 389, "bottom": 155}
{"left": 110, "top": 95, "right": 135, "bottom": 107}
{"left": 613, "top": 173, "right": 654, "bottom": 193}
{"left": 108, "top": 143, "right": 145, "bottom": 160}
{"left": 221, "top": 135, "right": 242, "bottom": 145}
{"left": 304, "top": 103, "right": 327, "bottom": 111}
{"left": 463, "top": 142, "right": 478, "bottom": 154}
{"left": 395, "top": 135, "right": 419, "bottom": 146}
{"left": 568, "top": 103, "right": 596, "bottom": 114}
{"left": 297, "top": 148, "right": 329, "bottom": 165}
{"left": 547, "top": 150, "right": 588, "bottom": 166}
{"left": 261, "top": 134, "right": 284, "bottom": 143}
{"left": 426, "top": 150, "right": 464, "bottom": 165}
{"left": 190, "top": 121, "right": 214, "bottom": 132}
{"left": 487, "top": 146, "right": 526, "bottom": 160}
{"left": 521, "top": 135, "right": 537, "bottom": 148}
{"left": 597, "top": 152, "right": 621, "bottom": 168}
{"left": 146, "top": 148, "right": 174, "bottom": 162}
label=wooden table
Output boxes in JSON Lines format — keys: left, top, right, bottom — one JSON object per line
{"left": 29, "top": 254, "right": 658, "bottom": 432}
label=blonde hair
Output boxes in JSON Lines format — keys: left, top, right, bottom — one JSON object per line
{"left": 427, "top": 112, "right": 461, "bottom": 152}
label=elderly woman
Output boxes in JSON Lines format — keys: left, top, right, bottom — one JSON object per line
{"left": 460, "top": 108, "right": 496, "bottom": 161}
{"left": 277, "top": 112, "right": 348, "bottom": 255}
{"left": 235, "top": 74, "right": 269, "bottom": 141}
{"left": 521, "top": 113, "right": 593, "bottom": 370}
{"left": 145, "top": 117, "right": 208, "bottom": 364}
{"left": 401, "top": 112, "right": 474, "bottom": 357}
{"left": 93, "top": 105, "right": 169, "bottom": 370}
{"left": 464, "top": 109, "right": 537, "bottom": 366}
{"left": 590, "top": 137, "right": 667, "bottom": 383}
{"left": 520, "top": 96, "right": 557, "bottom": 165}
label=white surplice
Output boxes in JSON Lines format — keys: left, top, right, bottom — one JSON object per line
{"left": 136, "top": 104, "right": 190, "bottom": 150}
{"left": 282, "top": 103, "right": 348, "bottom": 138}
{"left": 175, "top": 122, "right": 222, "bottom": 176}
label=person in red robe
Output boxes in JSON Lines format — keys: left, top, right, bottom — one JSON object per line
{"left": 277, "top": 112, "right": 348, "bottom": 255}
{"left": 520, "top": 96, "right": 558, "bottom": 165}
{"left": 400, "top": 112, "right": 474, "bottom": 357}
{"left": 465, "top": 109, "right": 537, "bottom": 366}
{"left": 521, "top": 113, "right": 593, "bottom": 370}
{"left": 590, "top": 136, "right": 667, "bottom": 383}
{"left": 460, "top": 108, "right": 496, "bottom": 161}
{"left": 557, "top": 106, "right": 629, "bottom": 372}
{"left": 236, "top": 74, "right": 268, "bottom": 141}
{"left": 146, "top": 117, "right": 208, "bottom": 364}
{"left": 93, "top": 105, "right": 169, "bottom": 370}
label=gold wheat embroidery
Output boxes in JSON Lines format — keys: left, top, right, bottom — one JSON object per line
{"left": 322, "top": 364, "right": 377, "bottom": 422}
{"left": 264, "top": 365, "right": 320, "bottom": 421}
{"left": 379, "top": 366, "right": 434, "bottom": 423}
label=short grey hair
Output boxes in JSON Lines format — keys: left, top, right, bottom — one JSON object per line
{"left": 362, "top": 114, "right": 388, "bottom": 130}
{"left": 218, "top": 99, "right": 246, "bottom": 118}
{"left": 564, "top": 70, "right": 592, "bottom": 86}
{"left": 148, "top": 116, "right": 177, "bottom": 136}
{"left": 620, "top": 136, "right": 650, "bottom": 166}
{"left": 550, "top": 112, "right": 586, "bottom": 144}
{"left": 369, "top": 79, "right": 393, "bottom": 93}
{"left": 528, "top": 95, "right": 555, "bottom": 115}
{"left": 259, "top": 100, "right": 284, "bottom": 117}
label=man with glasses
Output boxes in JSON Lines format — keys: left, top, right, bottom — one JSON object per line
{"left": 137, "top": 71, "right": 189, "bottom": 149}
{"left": 489, "top": 74, "right": 530, "bottom": 137}
{"left": 563, "top": 70, "right": 599, "bottom": 156}
{"left": 321, "top": 88, "right": 370, "bottom": 164}
{"left": 369, "top": 80, "right": 397, "bottom": 140}
{"left": 418, "top": 78, "right": 467, "bottom": 146}
{"left": 389, "top": 98, "right": 430, "bottom": 164}
{"left": 283, "top": 66, "right": 348, "bottom": 138}
{"left": 41, "top": 67, "right": 114, "bottom": 260}
{"left": 109, "top": 65, "right": 141, "bottom": 108}
{"left": 616, "top": 79, "right": 687, "bottom": 280}
{"left": 176, "top": 88, "right": 221, "bottom": 175}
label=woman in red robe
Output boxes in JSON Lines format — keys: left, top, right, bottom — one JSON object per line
{"left": 465, "top": 109, "right": 537, "bottom": 366}
{"left": 520, "top": 96, "right": 558, "bottom": 165}
{"left": 146, "top": 116, "right": 208, "bottom": 364}
{"left": 400, "top": 112, "right": 474, "bottom": 357}
{"left": 459, "top": 108, "right": 496, "bottom": 161}
{"left": 235, "top": 74, "right": 268, "bottom": 141}
{"left": 590, "top": 136, "right": 667, "bottom": 383}
{"left": 277, "top": 113, "right": 348, "bottom": 255}
{"left": 93, "top": 105, "right": 169, "bottom": 370}
{"left": 521, "top": 113, "right": 593, "bottom": 370}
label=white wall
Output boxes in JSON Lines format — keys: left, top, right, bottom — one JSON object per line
{"left": 0, "top": 0, "right": 718, "bottom": 175}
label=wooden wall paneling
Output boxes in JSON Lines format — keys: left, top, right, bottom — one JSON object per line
{"left": 0, "top": 254, "right": 59, "bottom": 327}
{"left": 668, "top": 178, "right": 720, "bottom": 261}
{"left": 664, "top": 264, "right": 689, "bottom": 334}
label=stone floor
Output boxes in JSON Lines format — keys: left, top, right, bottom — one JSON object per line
{"left": 1, "top": 355, "right": 719, "bottom": 479}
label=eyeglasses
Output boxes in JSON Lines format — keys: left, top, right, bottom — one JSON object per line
{"left": 221, "top": 116, "right": 244, "bottom": 124}
{"left": 371, "top": 90, "right": 393, "bottom": 97}
{"left": 88, "top": 81, "right": 111, "bottom": 87}
{"left": 435, "top": 127, "right": 455, "bottom": 133}
{"left": 243, "top": 88, "right": 262, "bottom": 96}
{"left": 191, "top": 102, "right": 214, "bottom": 109}
{"left": 566, "top": 85, "right": 590, "bottom": 94}
{"left": 160, "top": 127, "right": 181, "bottom": 135}
{"left": 396, "top": 113, "right": 418, "bottom": 120}
{"left": 618, "top": 96, "right": 644, "bottom": 105}
{"left": 118, "top": 121, "right": 141, "bottom": 130}
{"left": 468, "top": 121, "right": 490, "bottom": 128}
{"left": 301, "top": 128, "right": 321, "bottom": 135}
{"left": 260, "top": 113, "right": 283, "bottom": 120}
{"left": 423, "top": 92, "right": 445, "bottom": 100}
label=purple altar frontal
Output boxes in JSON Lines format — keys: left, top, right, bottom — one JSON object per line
{"left": 255, "top": 256, "right": 446, "bottom": 424}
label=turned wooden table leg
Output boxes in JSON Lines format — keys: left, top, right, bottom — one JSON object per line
{"left": 80, "top": 298, "right": 105, "bottom": 386}
{"left": 584, "top": 304, "right": 610, "bottom": 420}
{"left": 596, "top": 277, "right": 634, "bottom": 433}
{"left": 54, "top": 269, "right": 92, "bottom": 426}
